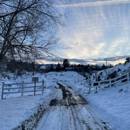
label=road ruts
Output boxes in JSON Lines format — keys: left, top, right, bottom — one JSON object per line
{"left": 35, "top": 83, "right": 112, "bottom": 130}
{"left": 35, "top": 106, "right": 61, "bottom": 130}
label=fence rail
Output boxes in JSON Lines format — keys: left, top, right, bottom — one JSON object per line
{"left": 1, "top": 80, "right": 44, "bottom": 99}
{"left": 88, "top": 72, "right": 130, "bottom": 93}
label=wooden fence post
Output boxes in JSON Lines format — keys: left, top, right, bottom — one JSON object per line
{"left": 96, "top": 81, "right": 100, "bottom": 92}
{"left": 21, "top": 81, "right": 24, "bottom": 96}
{"left": 1, "top": 82, "right": 4, "bottom": 99}
{"left": 109, "top": 78, "right": 111, "bottom": 87}
{"left": 42, "top": 80, "right": 44, "bottom": 94}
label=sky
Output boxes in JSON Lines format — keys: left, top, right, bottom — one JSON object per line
{"left": 46, "top": 0, "right": 130, "bottom": 65}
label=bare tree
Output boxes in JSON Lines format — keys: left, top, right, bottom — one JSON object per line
{"left": 0, "top": 0, "right": 63, "bottom": 63}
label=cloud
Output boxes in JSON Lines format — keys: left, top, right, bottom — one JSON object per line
{"left": 69, "top": 58, "right": 87, "bottom": 64}
{"left": 54, "top": 1, "right": 130, "bottom": 65}
{"left": 57, "top": 0, "right": 130, "bottom": 8}
{"left": 40, "top": 55, "right": 129, "bottom": 65}
{"left": 93, "top": 55, "right": 130, "bottom": 61}
{"left": 41, "top": 57, "right": 87, "bottom": 64}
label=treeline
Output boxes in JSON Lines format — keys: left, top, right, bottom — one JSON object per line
{"left": 47, "top": 63, "right": 113, "bottom": 74}
{"left": 2, "top": 59, "right": 114, "bottom": 75}
{"left": 5, "top": 58, "right": 130, "bottom": 75}
{"left": 1, "top": 60, "right": 40, "bottom": 75}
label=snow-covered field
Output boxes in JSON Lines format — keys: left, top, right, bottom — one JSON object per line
{"left": 0, "top": 62, "right": 130, "bottom": 130}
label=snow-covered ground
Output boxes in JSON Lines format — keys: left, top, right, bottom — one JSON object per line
{"left": 86, "top": 83, "right": 130, "bottom": 130}
{"left": 0, "top": 62, "right": 130, "bottom": 130}
{"left": 0, "top": 93, "right": 51, "bottom": 130}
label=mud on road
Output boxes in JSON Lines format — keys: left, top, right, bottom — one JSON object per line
{"left": 35, "top": 83, "right": 112, "bottom": 130}
{"left": 50, "top": 83, "right": 87, "bottom": 106}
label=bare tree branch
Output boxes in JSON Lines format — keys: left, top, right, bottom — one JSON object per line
{"left": 0, "top": 0, "right": 64, "bottom": 63}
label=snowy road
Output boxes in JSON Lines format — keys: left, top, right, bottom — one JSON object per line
{"left": 36, "top": 105, "right": 109, "bottom": 130}
{"left": 35, "top": 83, "right": 111, "bottom": 130}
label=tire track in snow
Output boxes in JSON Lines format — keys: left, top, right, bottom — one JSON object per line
{"left": 35, "top": 106, "right": 60, "bottom": 130}
{"left": 84, "top": 105, "right": 112, "bottom": 130}
{"left": 76, "top": 105, "right": 102, "bottom": 130}
{"left": 35, "top": 83, "right": 112, "bottom": 130}
{"left": 60, "top": 106, "right": 71, "bottom": 130}
{"left": 70, "top": 105, "right": 86, "bottom": 130}
{"left": 74, "top": 105, "right": 93, "bottom": 130}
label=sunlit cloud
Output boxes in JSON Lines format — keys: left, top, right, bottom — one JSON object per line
{"left": 51, "top": 1, "right": 130, "bottom": 65}
{"left": 57, "top": 0, "right": 130, "bottom": 8}
{"left": 41, "top": 55, "right": 128, "bottom": 65}
{"left": 92, "top": 55, "right": 129, "bottom": 65}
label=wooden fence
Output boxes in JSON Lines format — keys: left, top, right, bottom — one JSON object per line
{"left": 88, "top": 72, "right": 130, "bottom": 93}
{"left": 1, "top": 80, "right": 44, "bottom": 99}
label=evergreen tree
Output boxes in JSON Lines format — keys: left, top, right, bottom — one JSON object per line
{"left": 56, "top": 63, "right": 61, "bottom": 71}
{"left": 126, "top": 57, "right": 130, "bottom": 63}
{"left": 50, "top": 64, "right": 54, "bottom": 71}
{"left": 63, "top": 59, "right": 70, "bottom": 69}
{"left": 102, "top": 64, "right": 106, "bottom": 69}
